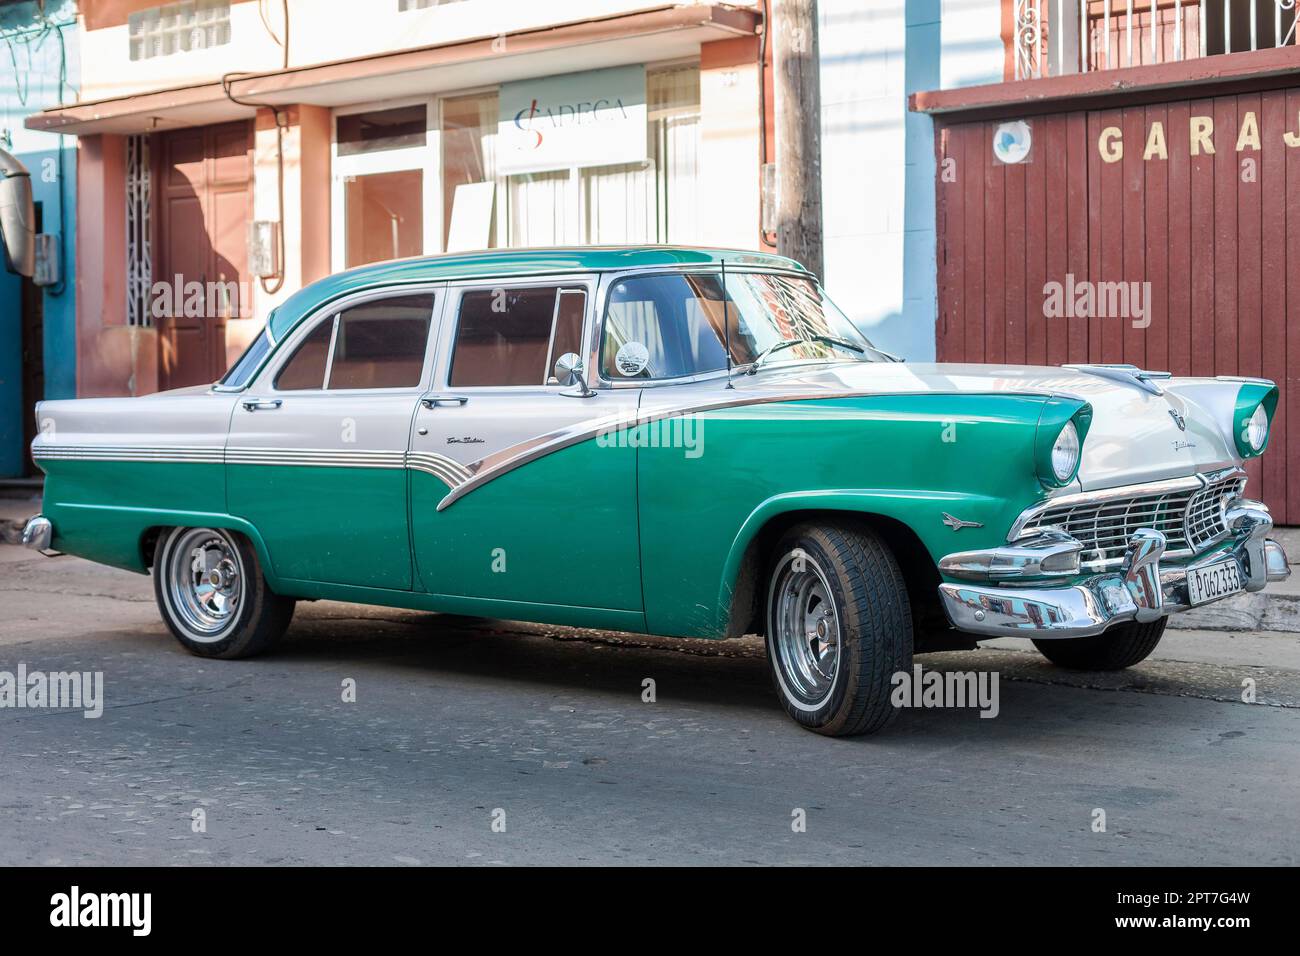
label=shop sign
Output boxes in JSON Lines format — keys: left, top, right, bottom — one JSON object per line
{"left": 497, "top": 65, "right": 647, "bottom": 175}
{"left": 1097, "top": 111, "right": 1300, "bottom": 162}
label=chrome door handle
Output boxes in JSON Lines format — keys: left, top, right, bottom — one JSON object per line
{"left": 421, "top": 395, "right": 469, "bottom": 408}
{"left": 241, "top": 398, "right": 283, "bottom": 411}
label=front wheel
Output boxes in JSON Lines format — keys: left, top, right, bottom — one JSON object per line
{"left": 765, "top": 524, "right": 913, "bottom": 736}
{"left": 1031, "top": 617, "right": 1167, "bottom": 670}
{"left": 153, "top": 526, "right": 295, "bottom": 659}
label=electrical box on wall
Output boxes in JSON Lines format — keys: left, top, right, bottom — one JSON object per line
{"left": 248, "top": 220, "right": 280, "bottom": 279}
{"left": 33, "top": 232, "right": 59, "bottom": 287}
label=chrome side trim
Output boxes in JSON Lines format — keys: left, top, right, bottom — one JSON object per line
{"left": 35, "top": 444, "right": 409, "bottom": 471}
{"left": 32, "top": 444, "right": 226, "bottom": 464}
{"left": 225, "top": 448, "right": 406, "bottom": 469}
{"left": 433, "top": 386, "right": 1069, "bottom": 511}
{"left": 35, "top": 443, "right": 475, "bottom": 494}
{"left": 406, "top": 452, "right": 473, "bottom": 489}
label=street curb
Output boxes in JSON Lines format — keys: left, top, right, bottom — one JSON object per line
{"left": 1169, "top": 583, "right": 1300, "bottom": 633}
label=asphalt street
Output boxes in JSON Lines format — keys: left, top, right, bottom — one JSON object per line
{"left": 2, "top": 529, "right": 1298, "bottom": 866}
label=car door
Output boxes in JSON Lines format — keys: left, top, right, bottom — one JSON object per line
{"left": 226, "top": 286, "right": 443, "bottom": 590}
{"left": 408, "top": 276, "right": 644, "bottom": 613}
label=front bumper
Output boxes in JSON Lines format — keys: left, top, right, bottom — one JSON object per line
{"left": 938, "top": 499, "right": 1290, "bottom": 639}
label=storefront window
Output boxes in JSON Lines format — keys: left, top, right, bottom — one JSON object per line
{"left": 441, "top": 93, "right": 497, "bottom": 250}
{"left": 334, "top": 64, "right": 701, "bottom": 265}
{"left": 337, "top": 105, "right": 427, "bottom": 156}
{"left": 453, "top": 65, "right": 701, "bottom": 249}
{"left": 343, "top": 169, "right": 424, "bottom": 267}
{"left": 334, "top": 103, "right": 431, "bottom": 269}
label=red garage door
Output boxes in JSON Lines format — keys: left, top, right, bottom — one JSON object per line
{"left": 935, "top": 86, "right": 1300, "bottom": 524}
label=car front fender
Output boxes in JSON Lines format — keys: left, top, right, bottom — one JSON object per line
{"left": 715, "top": 488, "right": 1013, "bottom": 635}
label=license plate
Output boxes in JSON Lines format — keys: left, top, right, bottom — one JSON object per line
{"left": 1186, "top": 558, "right": 1244, "bottom": 606}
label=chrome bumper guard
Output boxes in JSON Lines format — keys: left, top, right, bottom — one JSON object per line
{"left": 938, "top": 499, "right": 1291, "bottom": 639}
{"left": 21, "top": 515, "right": 53, "bottom": 552}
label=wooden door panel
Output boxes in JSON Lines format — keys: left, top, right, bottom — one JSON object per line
{"left": 935, "top": 88, "right": 1297, "bottom": 522}
{"left": 153, "top": 121, "right": 251, "bottom": 390}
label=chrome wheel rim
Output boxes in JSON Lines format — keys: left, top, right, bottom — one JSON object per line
{"left": 768, "top": 549, "right": 841, "bottom": 710}
{"left": 165, "top": 528, "right": 243, "bottom": 642}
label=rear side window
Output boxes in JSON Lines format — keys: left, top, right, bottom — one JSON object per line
{"left": 273, "top": 293, "right": 434, "bottom": 391}
{"left": 448, "top": 286, "right": 587, "bottom": 387}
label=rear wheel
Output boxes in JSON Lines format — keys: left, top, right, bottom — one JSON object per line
{"left": 153, "top": 526, "right": 294, "bottom": 659}
{"left": 1032, "top": 617, "right": 1167, "bottom": 671}
{"left": 764, "top": 523, "right": 913, "bottom": 736}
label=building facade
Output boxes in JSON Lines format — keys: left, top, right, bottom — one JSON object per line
{"left": 27, "top": 0, "right": 773, "bottom": 403}
{"left": 0, "top": 0, "right": 78, "bottom": 478}
{"left": 20, "top": 0, "right": 1296, "bottom": 522}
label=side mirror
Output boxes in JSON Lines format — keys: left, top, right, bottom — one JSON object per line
{"left": 553, "top": 351, "right": 594, "bottom": 398}
{"left": 0, "top": 148, "right": 34, "bottom": 278}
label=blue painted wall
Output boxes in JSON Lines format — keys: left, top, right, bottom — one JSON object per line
{"left": 818, "top": 0, "right": 1004, "bottom": 362}
{"left": 0, "top": 0, "right": 77, "bottom": 478}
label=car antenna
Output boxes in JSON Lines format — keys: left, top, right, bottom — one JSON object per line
{"left": 721, "top": 258, "right": 735, "bottom": 389}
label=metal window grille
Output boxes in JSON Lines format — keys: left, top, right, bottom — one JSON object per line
{"left": 126, "top": 135, "right": 153, "bottom": 328}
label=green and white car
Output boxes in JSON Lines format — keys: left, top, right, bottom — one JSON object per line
{"left": 23, "top": 246, "right": 1291, "bottom": 736}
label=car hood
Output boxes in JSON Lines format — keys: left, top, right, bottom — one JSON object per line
{"left": 732, "top": 361, "right": 1245, "bottom": 490}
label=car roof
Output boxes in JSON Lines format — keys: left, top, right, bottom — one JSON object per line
{"left": 267, "top": 245, "right": 808, "bottom": 340}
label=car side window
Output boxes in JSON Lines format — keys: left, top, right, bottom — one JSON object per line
{"left": 273, "top": 293, "right": 434, "bottom": 391}
{"left": 274, "top": 318, "right": 333, "bottom": 390}
{"left": 448, "top": 286, "right": 587, "bottom": 387}
{"left": 327, "top": 294, "right": 433, "bottom": 390}
{"left": 601, "top": 273, "right": 732, "bottom": 380}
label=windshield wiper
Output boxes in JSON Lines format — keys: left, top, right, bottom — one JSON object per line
{"left": 745, "top": 335, "right": 864, "bottom": 374}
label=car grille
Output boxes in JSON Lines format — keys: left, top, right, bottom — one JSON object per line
{"left": 1185, "top": 473, "right": 1247, "bottom": 550}
{"left": 1028, "top": 473, "right": 1245, "bottom": 565}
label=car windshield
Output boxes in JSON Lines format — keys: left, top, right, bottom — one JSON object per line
{"left": 601, "top": 271, "right": 884, "bottom": 381}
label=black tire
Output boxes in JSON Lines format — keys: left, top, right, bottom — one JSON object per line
{"left": 153, "top": 526, "right": 295, "bottom": 659}
{"left": 1031, "top": 617, "right": 1167, "bottom": 671}
{"left": 764, "top": 523, "right": 913, "bottom": 736}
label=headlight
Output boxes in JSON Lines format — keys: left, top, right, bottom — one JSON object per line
{"left": 1050, "top": 421, "right": 1080, "bottom": 483}
{"left": 1035, "top": 399, "right": 1091, "bottom": 488}
{"left": 1245, "top": 404, "right": 1269, "bottom": 451}
{"left": 1232, "top": 383, "right": 1278, "bottom": 459}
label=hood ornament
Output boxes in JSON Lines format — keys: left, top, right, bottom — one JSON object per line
{"left": 1168, "top": 409, "right": 1186, "bottom": 431}
{"left": 942, "top": 512, "right": 984, "bottom": 531}
{"left": 1063, "top": 363, "right": 1171, "bottom": 396}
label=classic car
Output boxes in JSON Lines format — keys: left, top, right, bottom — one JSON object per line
{"left": 22, "top": 246, "right": 1292, "bottom": 736}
